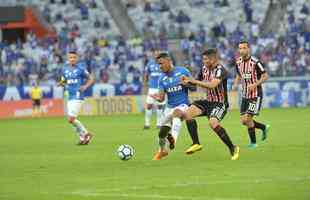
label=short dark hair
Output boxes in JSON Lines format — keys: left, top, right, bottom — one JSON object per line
{"left": 202, "top": 48, "right": 218, "bottom": 57}
{"left": 151, "top": 48, "right": 159, "bottom": 52}
{"left": 68, "top": 50, "right": 77, "bottom": 55}
{"left": 156, "top": 52, "right": 170, "bottom": 60}
{"left": 238, "top": 40, "right": 249, "bottom": 46}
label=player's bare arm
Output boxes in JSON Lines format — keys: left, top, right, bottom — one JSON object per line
{"left": 180, "top": 75, "right": 196, "bottom": 90}
{"left": 232, "top": 75, "right": 241, "bottom": 91}
{"left": 183, "top": 76, "right": 221, "bottom": 89}
{"left": 143, "top": 73, "right": 148, "bottom": 88}
{"left": 247, "top": 73, "right": 268, "bottom": 92}
{"left": 143, "top": 73, "right": 149, "bottom": 84}
{"left": 80, "top": 74, "right": 95, "bottom": 92}
{"left": 142, "top": 73, "right": 149, "bottom": 94}
{"left": 150, "top": 91, "right": 165, "bottom": 102}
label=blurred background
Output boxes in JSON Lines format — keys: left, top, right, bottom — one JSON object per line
{"left": 0, "top": 0, "right": 309, "bottom": 117}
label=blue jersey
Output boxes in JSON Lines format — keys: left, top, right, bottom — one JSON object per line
{"left": 62, "top": 62, "right": 90, "bottom": 100}
{"left": 145, "top": 58, "right": 162, "bottom": 89}
{"left": 159, "top": 66, "right": 191, "bottom": 108}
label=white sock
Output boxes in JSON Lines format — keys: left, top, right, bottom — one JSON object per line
{"left": 72, "top": 119, "right": 87, "bottom": 136}
{"left": 158, "top": 137, "right": 167, "bottom": 151}
{"left": 171, "top": 118, "right": 182, "bottom": 142}
{"left": 72, "top": 126, "right": 80, "bottom": 135}
{"left": 145, "top": 109, "right": 152, "bottom": 126}
{"left": 156, "top": 108, "right": 164, "bottom": 126}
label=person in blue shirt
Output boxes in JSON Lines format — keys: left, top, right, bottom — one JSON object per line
{"left": 143, "top": 49, "right": 165, "bottom": 129}
{"left": 58, "top": 51, "right": 94, "bottom": 145}
{"left": 150, "top": 52, "right": 201, "bottom": 160}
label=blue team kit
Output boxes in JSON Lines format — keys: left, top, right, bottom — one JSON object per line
{"left": 159, "top": 66, "right": 191, "bottom": 108}
{"left": 145, "top": 58, "right": 162, "bottom": 89}
{"left": 62, "top": 62, "right": 90, "bottom": 100}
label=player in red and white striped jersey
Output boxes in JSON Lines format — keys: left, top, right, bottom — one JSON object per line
{"left": 232, "top": 40, "right": 270, "bottom": 148}
{"left": 182, "top": 49, "right": 239, "bottom": 160}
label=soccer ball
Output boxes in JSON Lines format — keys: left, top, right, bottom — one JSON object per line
{"left": 117, "top": 144, "right": 134, "bottom": 160}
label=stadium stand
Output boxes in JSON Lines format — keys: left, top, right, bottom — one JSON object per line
{"left": 0, "top": 0, "right": 309, "bottom": 93}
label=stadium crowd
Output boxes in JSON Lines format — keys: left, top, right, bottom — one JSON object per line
{"left": 0, "top": 0, "right": 309, "bottom": 95}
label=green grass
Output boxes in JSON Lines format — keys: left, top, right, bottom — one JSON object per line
{"left": 0, "top": 107, "right": 309, "bottom": 200}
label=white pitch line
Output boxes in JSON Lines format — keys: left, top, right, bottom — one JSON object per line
{"left": 68, "top": 176, "right": 310, "bottom": 198}
{"left": 71, "top": 192, "right": 253, "bottom": 200}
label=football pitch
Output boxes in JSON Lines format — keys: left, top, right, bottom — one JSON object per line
{"left": 0, "top": 107, "right": 309, "bottom": 200}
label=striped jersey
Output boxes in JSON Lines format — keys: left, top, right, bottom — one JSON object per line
{"left": 235, "top": 56, "right": 266, "bottom": 99}
{"left": 197, "top": 64, "right": 228, "bottom": 106}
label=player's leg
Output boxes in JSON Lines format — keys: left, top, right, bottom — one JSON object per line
{"left": 156, "top": 104, "right": 165, "bottom": 128}
{"left": 153, "top": 125, "right": 170, "bottom": 160}
{"left": 170, "top": 104, "right": 188, "bottom": 143}
{"left": 252, "top": 97, "right": 270, "bottom": 141}
{"left": 208, "top": 103, "right": 239, "bottom": 160}
{"left": 35, "top": 100, "right": 42, "bottom": 117}
{"left": 185, "top": 119, "right": 200, "bottom": 145}
{"left": 144, "top": 104, "right": 153, "bottom": 129}
{"left": 240, "top": 98, "right": 257, "bottom": 147}
{"left": 183, "top": 104, "right": 204, "bottom": 154}
{"left": 37, "top": 99, "right": 42, "bottom": 116}
{"left": 67, "top": 100, "right": 92, "bottom": 145}
{"left": 209, "top": 117, "right": 239, "bottom": 160}
{"left": 143, "top": 88, "right": 158, "bottom": 129}
{"left": 159, "top": 107, "right": 175, "bottom": 150}
{"left": 254, "top": 120, "right": 270, "bottom": 141}
{"left": 32, "top": 100, "right": 37, "bottom": 117}
{"left": 240, "top": 113, "right": 257, "bottom": 147}
{"left": 143, "top": 88, "right": 157, "bottom": 129}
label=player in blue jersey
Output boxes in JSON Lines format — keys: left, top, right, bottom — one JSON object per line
{"left": 150, "top": 52, "right": 201, "bottom": 160}
{"left": 143, "top": 49, "right": 165, "bottom": 129}
{"left": 58, "top": 51, "right": 95, "bottom": 145}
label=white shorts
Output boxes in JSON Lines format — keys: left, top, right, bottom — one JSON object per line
{"left": 67, "top": 100, "right": 84, "bottom": 117}
{"left": 162, "top": 104, "right": 189, "bottom": 127}
{"left": 146, "top": 88, "right": 166, "bottom": 106}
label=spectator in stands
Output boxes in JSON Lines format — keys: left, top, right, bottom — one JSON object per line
{"left": 94, "top": 18, "right": 101, "bottom": 28}
{"left": 0, "top": 0, "right": 308, "bottom": 89}
{"left": 100, "top": 68, "right": 109, "bottom": 83}
{"left": 118, "top": 73, "right": 141, "bottom": 95}
{"left": 90, "top": 0, "right": 97, "bottom": 8}
{"left": 220, "top": 0, "right": 229, "bottom": 7}
{"left": 168, "top": 10, "right": 176, "bottom": 21}
{"left": 212, "top": 23, "right": 222, "bottom": 38}
{"left": 300, "top": 3, "right": 309, "bottom": 15}
{"left": 176, "top": 10, "right": 191, "bottom": 24}
{"left": 80, "top": 3, "right": 89, "bottom": 20}
{"left": 243, "top": 0, "right": 253, "bottom": 23}
{"left": 144, "top": 1, "right": 152, "bottom": 12}
{"left": 167, "top": 23, "right": 177, "bottom": 38}
{"left": 103, "top": 17, "right": 111, "bottom": 29}
{"left": 159, "top": 0, "right": 170, "bottom": 12}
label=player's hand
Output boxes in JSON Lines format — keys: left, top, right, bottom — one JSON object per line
{"left": 57, "top": 80, "right": 66, "bottom": 87}
{"left": 181, "top": 76, "right": 190, "bottom": 85}
{"left": 57, "top": 77, "right": 66, "bottom": 87}
{"left": 150, "top": 93, "right": 160, "bottom": 101}
{"left": 80, "top": 85, "right": 88, "bottom": 92}
{"left": 247, "top": 83, "right": 257, "bottom": 92}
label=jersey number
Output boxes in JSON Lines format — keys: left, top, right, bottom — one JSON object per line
{"left": 211, "top": 107, "right": 224, "bottom": 119}
{"left": 248, "top": 102, "right": 257, "bottom": 112}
